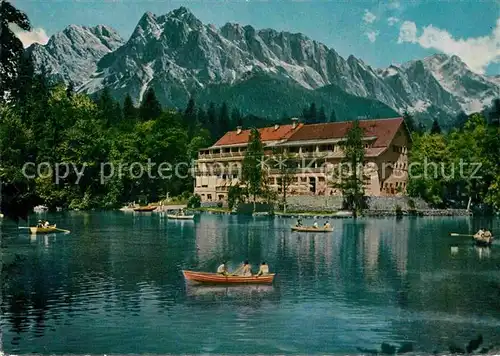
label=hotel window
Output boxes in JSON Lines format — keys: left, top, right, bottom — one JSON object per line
{"left": 207, "top": 194, "right": 212, "bottom": 200}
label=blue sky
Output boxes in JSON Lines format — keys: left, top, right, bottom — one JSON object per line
{"left": 11, "top": 0, "right": 500, "bottom": 75}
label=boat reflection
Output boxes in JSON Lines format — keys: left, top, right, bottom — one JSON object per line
{"left": 474, "top": 245, "right": 491, "bottom": 259}
{"left": 185, "top": 284, "right": 276, "bottom": 299}
{"left": 29, "top": 233, "right": 58, "bottom": 246}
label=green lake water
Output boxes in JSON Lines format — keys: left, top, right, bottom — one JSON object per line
{"left": 1, "top": 212, "right": 500, "bottom": 354}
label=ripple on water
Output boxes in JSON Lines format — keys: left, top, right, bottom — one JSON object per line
{"left": 2, "top": 214, "right": 500, "bottom": 354}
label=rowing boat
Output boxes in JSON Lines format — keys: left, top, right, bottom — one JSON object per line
{"left": 182, "top": 270, "right": 275, "bottom": 285}
{"left": 291, "top": 226, "right": 333, "bottom": 232}
{"left": 473, "top": 233, "right": 494, "bottom": 247}
{"left": 133, "top": 206, "right": 157, "bottom": 212}
{"left": 29, "top": 225, "right": 58, "bottom": 234}
{"left": 167, "top": 214, "right": 194, "bottom": 220}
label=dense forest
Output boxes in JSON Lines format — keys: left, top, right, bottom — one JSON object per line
{"left": 407, "top": 109, "right": 500, "bottom": 213}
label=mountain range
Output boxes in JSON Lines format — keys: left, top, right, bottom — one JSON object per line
{"left": 27, "top": 7, "right": 500, "bottom": 127}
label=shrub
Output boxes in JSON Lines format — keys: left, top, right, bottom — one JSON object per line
{"left": 408, "top": 199, "right": 416, "bottom": 210}
{"left": 187, "top": 194, "right": 201, "bottom": 208}
{"left": 395, "top": 204, "right": 403, "bottom": 217}
{"left": 216, "top": 201, "right": 223, "bottom": 208}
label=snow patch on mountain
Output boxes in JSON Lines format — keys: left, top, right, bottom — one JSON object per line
{"left": 28, "top": 24, "right": 124, "bottom": 86}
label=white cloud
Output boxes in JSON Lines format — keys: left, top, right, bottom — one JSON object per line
{"left": 366, "top": 30, "right": 379, "bottom": 43}
{"left": 9, "top": 24, "right": 49, "bottom": 48}
{"left": 387, "top": 17, "right": 400, "bottom": 26}
{"left": 397, "top": 21, "right": 418, "bottom": 43}
{"left": 397, "top": 19, "right": 500, "bottom": 74}
{"left": 363, "top": 10, "right": 377, "bottom": 24}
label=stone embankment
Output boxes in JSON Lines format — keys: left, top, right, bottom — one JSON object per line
{"left": 363, "top": 209, "right": 471, "bottom": 217}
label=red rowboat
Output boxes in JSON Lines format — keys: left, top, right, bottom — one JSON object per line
{"left": 182, "top": 270, "right": 275, "bottom": 285}
{"left": 133, "top": 206, "right": 157, "bottom": 212}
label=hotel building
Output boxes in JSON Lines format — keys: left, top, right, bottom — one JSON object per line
{"left": 194, "top": 117, "right": 411, "bottom": 203}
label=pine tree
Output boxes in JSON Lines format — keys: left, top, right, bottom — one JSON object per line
{"left": 330, "top": 109, "right": 337, "bottom": 122}
{"left": 318, "top": 106, "right": 327, "bottom": 123}
{"left": 123, "top": 94, "right": 137, "bottom": 123}
{"left": 66, "top": 81, "right": 74, "bottom": 98}
{"left": 231, "top": 107, "right": 242, "bottom": 127}
{"left": 184, "top": 96, "right": 198, "bottom": 137}
{"left": 331, "top": 120, "right": 366, "bottom": 217}
{"left": 0, "top": 1, "right": 31, "bottom": 103}
{"left": 242, "top": 128, "right": 264, "bottom": 211}
{"left": 489, "top": 98, "right": 500, "bottom": 126}
{"left": 97, "top": 88, "right": 118, "bottom": 127}
{"left": 139, "top": 87, "right": 162, "bottom": 121}
{"left": 207, "top": 102, "right": 217, "bottom": 139}
{"left": 430, "top": 118, "right": 442, "bottom": 135}
{"left": 218, "top": 102, "right": 230, "bottom": 137}
{"left": 308, "top": 103, "right": 318, "bottom": 124}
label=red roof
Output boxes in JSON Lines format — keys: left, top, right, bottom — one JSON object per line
{"left": 286, "top": 118, "right": 404, "bottom": 148}
{"left": 213, "top": 123, "right": 303, "bottom": 146}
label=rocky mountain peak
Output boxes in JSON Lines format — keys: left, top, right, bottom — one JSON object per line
{"left": 29, "top": 7, "right": 500, "bottom": 127}
{"left": 28, "top": 24, "right": 124, "bottom": 86}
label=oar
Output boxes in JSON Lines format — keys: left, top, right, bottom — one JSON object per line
{"left": 450, "top": 233, "right": 475, "bottom": 237}
{"left": 18, "top": 226, "right": 30, "bottom": 229}
{"left": 54, "top": 228, "right": 70, "bottom": 233}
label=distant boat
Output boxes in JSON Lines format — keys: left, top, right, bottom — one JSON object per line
{"left": 291, "top": 226, "right": 333, "bottom": 232}
{"left": 182, "top": 270, "right": 275, "bottom": 285}
{"left": 252, "top": 211, "right": 270, "bottom": 216}
{"left": 56, "top": 207, "right": 63, "bottom": 212}
{"left": 473, "top": 233, "right": 494, "bottom": 247}
{"left": 133, "top": 206, "right": 157, "bottom": 212}
{"left": 25, "top": 224, "right": 70, "bottom": 234}
{"left": 34, "top": 205, "right": 48, "bottom": 213}
{"left": 167, "top": 214, "right": 194, "bottom": 220}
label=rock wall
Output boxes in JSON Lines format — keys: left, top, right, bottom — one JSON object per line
{"left": 365, "top": 196, "right": 429, "bottom": 210}
{"left": 284, "top": 195, "right": 429, "bottom": 212}
{"left": 285, "top": 196, "right": 344, "bottom": 212}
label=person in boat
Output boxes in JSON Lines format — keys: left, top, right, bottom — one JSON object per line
{"left": 313, "top": 220, "right": 319, "bottom": 229}
{"left": 217, "top": 261, "right": 229, "bottom": 276}
{"left": 43, "top": 220, "right": 50, "bottom": 228}
{"left": 296, "top": 218, "right": 303, "bottom": 227}
{"left": 483, "top": 229, "right": 492, "bottom": 240}
{"left": 233, "top": 260, "right": 252, "bottom": 277}
{"left": 37, "top": 220, "right": 43, "bottom": 228}
{"left": 324, "top": 221, "right": 331, "bottom": 229}
{"left": 257, "top": 262, "right": 269, "bottom": 276}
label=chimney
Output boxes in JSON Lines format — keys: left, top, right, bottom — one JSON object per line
{"left": 236, "top": 126, "right": 242, "bottom": 134}
{"left": 291, "top": 117, "right": 299, "bottom": 129}
{"left": 274, "top": 124, "right": 279, "bottom": 131}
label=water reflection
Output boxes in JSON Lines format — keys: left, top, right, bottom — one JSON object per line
{"left": 2, "top": 213, "right": 500, "bottom": 354}
{"left": 474, "top": 246, "right": 491, "bottom": 259}
{"left": 185, "top": 284, "right": 276, "bottom": 299}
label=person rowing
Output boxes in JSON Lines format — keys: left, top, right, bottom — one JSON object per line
{"left": 296, "top": 218, "right": 303, "bottom": 227}
{"left": 217, "top": 261, "right": 229, "bottom": 276}
{"left": 313, "top": 220, "right": 319, "bottom": 229}
{"left": 233, "top": 260, "right": 252, "bottom": 276}
{"left": 256, "top": 262, "right": 269, "bottom": 276}
{"left": 324, "top": 221, "right": 331, "bottom": 229}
